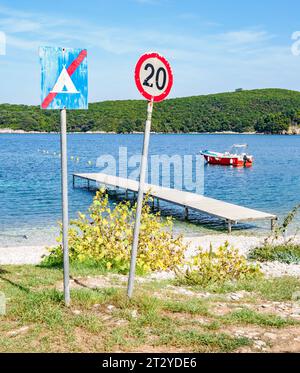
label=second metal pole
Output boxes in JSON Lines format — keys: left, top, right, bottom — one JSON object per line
{"left": 127, "top": 99, "right": 153, "bottom": 298}
{"left": 60, "top": 108, "right": 70, "bottom": 306}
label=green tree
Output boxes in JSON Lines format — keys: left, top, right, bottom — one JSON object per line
{"left": 1, "top": 89, "right": 300, "bottom": 134}
{"left": 255, "top": 113, "right": 291, "bottom": 134}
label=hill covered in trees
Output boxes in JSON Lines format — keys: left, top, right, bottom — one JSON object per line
{"left": 1, "top": 89, "right": 300, "bottom": 134}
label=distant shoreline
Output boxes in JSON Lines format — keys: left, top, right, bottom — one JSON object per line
{"left": 0, "top": 128, "right": 294, "bottom": 135}
{"left": 1, "top": 89, "right": 300, "bottom": 136}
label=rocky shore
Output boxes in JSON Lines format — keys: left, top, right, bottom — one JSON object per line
{"left": 1, "top": 128, "right": 299, "bottom": 135}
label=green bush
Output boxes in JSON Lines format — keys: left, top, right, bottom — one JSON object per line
{"left": 42, "top": 190, "right": 187, "bottom": 274}
{"left": 248, "top": 203, "right": 300, "bottom": 264}
{"left": 248, "top": 243, "right": 300, "bottom": 264}
{"left": 176, "top": 242, "right": 262, "bottom": 286}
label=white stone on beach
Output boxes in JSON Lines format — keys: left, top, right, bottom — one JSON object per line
{"left": 72, "top": 310, "right": 81, "bottom": 315}
{"left": 7, "top": 326, "right": 29, "bottom": 337}
{"left": 264, "top": 332, "right": 277, "bottom": 340}
{"left": 131, "top": 310, "right": 138, "bottom": 319}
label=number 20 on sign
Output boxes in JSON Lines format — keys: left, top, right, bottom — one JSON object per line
{"left": 134, "top": 52, "right": 173, "bottom": 102}
{"left": 127, "top": 53, "right": 173, "bottom": 298}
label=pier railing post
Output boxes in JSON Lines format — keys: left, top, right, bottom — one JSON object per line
{"left": 184, "top": 206, "right": 189, "bottom": 220}
{"left": 127, "top": 99, "right": 153, "bottom": 298}
{"left": 271, "top": 218, "right": 277, "bottom": 232}
{"left": 60, "top": 108, "right": 70, "bottom": 307}
{"left": 227, "top": 220, "right": 232, "bottom": 234}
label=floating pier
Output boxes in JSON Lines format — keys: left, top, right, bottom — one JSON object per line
{"left": 73, "top": 173, "right": 277, "bottom": 233}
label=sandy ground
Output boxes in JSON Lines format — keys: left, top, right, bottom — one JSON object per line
{"left": 0, "top": 246, "right": 48, "bottom": 265}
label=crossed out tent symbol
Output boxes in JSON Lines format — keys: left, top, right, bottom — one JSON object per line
{"left": 41, "top": 48, "right": 87, "bottom": 109}
{"left": 51, "top": 65, "right": 79, "bottom": 94}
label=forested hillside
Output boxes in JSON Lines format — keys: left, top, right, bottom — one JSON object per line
{"left": 1, "top": 89, "right": 300, "bottom": 134}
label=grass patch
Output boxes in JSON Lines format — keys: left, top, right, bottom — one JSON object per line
{"left": 8, "top": 289, "right": 65, "bottom": 327}
{"left": 249, "top": 243, "right": 300, "bottom": 264}
{"left": 184, "top": 276, "right": 300, "bottom": 301}
{"left": 0, "top": 265, "right": 62, "bottom": 288}
{"left": 158, "top": 330, "right": 251, "bottom": 352}
{"left": 39, "top": 259, "right": 112, "bottom": 276}
{"left": 202, "top": 320, "right": 222, "bottom": 331}
{"left": 222, "top": 308, "right": 296, "bottom": 328}
{"left": 162, "top": 298, "right": 210, "bottom": 316}
{"left": 71, "top": 287, "right": 120, "bottom": 308}
{"left": 72, "top": 313, "right": 104, "bottom": 333}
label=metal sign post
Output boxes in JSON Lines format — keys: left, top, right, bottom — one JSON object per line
{"left": 60, "top": 108, "right": 70, "bottom": 306}
{"left": 127, "top": 98, "right": 153, "bottom": 298}
{"left": 40, "top": 46, "right": 88, "bottom": 306}
{"left": 127, "top": 52, "right": 173, "bottom": 298}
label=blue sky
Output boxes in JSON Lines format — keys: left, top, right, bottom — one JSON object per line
{"left": 0, "top": 0, "right": 300, "bottom": 104}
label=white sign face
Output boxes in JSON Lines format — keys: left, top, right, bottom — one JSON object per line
{"left": 135, "top": 52, "right": 173, "bottom": 102}
{"left": 139, "top": 57, "right": 170, "bottom": 98}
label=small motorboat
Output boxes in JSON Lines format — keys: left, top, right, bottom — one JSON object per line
{"left": 200, "top": 144, "right": 253, "bottom": 167}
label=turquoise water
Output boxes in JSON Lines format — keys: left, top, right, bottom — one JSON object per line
{"left": 1, "top": 133, "right": 300, "bottom": 246}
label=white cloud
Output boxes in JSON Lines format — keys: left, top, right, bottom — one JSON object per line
{"left": 7, "top": 34, "right": 42, "bottom": 50}
{"left": 217, "top": 30, "right": 273, "bottom": 45}
{"left": 0, "top": 4, "right": 275, "bottom": 60}
{"left": 0, "top": 5, "right": 32, "bottom": 18}
{"left": 0, "top": 4, "right": 298, "bottom": 104}
{"left": 0, "top": 18, "right": 41, "bottom": 33}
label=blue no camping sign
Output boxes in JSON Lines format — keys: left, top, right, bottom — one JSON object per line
{"left": 39, "top": 46, "right": 88, "bottom": 110}
{"left": 39, "top": 46, "right": 88, "bottom": 306}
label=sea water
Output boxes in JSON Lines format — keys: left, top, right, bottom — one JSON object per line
{"left": 0, "top": 133, "right": 299, "bottom": 247}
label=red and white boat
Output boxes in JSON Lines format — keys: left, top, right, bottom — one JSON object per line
{"left": 200, "top": 144, "right": 253, "bottom": 167}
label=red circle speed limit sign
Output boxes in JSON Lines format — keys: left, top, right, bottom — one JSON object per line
{"left": 135, "top": 52, "right": 173, "bottom": 102}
